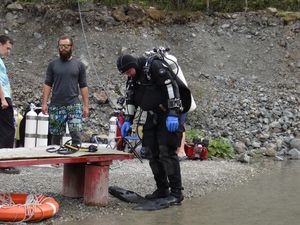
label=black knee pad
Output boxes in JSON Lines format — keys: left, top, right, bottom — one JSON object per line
{"left": 70, "top": 131, "right": 81, "bottom": 145}
{"left": 51, "top": 135, "right": 62, "bottom": 145}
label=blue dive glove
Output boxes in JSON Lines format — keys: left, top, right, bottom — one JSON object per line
{"left": 121, "top": 121, "right": 131, "bottom": 137}
{"left": 166, "top": 115, "right": 179, "bottom": 132}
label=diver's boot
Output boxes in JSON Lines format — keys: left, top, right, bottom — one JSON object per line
{"left": 148, "top": 160, "right": 170, "bottom": 200}
{"left": 145, "top": 189, "right": 170, "bottom": 200}
{"left": 166, "top": 189, "right": 184, "bottom": 205}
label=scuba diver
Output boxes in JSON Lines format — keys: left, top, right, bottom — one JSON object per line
{"left": 116, "top": 53, "right": 190, "bottom": 207}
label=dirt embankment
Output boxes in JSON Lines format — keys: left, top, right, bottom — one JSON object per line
{"left": 1, "top": 2, "right": 300, "bottom": 158}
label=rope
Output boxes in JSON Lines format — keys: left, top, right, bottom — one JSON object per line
{"left": 0, "top": 194, "right": 47, "bottom": 222}
{"left": 77, "top": 1, "right": 100, "bottom": 83}
{"left": 77, "top": 0, "right": 115, "bottom": 105}
{"left": 24, "top": 194, "right": 38, "bottom": 221}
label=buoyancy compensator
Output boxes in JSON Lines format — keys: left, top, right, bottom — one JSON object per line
{"left": 143, "top": 47, "right": 196, "bottom": 113}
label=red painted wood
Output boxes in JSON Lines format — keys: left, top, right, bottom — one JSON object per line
{"left": 0, "top": 154, "right": 134, "bottom": 167}
{"left": 63, "top": 164, "right": 85, "bottom": 198}
{"left": 83, "top": 163, "right": 111, "bottom": 206}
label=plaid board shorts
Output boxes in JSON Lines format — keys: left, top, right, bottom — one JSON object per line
{"left": 48, "top": 103, "right": 83, "bottom": 135}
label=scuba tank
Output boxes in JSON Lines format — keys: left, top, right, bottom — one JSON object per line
{"left": 144, "top": 47, "right": 197, "bottom": 113}
{"left": 162, "top": 51, "right": 196, "bottom": 112}
{"left": 108, "top": 116, "right": 118, "bottom": 147}
{"left": 62, "top": 123, "right": 71, "bottom": 145}
{"left": 36, "top": 111, "right": 49, "bottom": 147}
{"left": 24, "top": 103, "right": 37, "bottom": 148}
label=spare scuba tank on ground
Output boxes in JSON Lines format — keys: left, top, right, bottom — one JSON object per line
{"left": 184, "top": 138, "right": 209, "bottom": 160}
{"left": 24, "top": 103, "right": 49, "bottom": 148}
{"left": 62, "top": 123, "right": 71, "bottom": 145}
{"left": 24, "top": 103, "right": 38, "bottom": 148}
{"left": 108, "top": 114, "right": 118, "bottom": 148}
{"left": 36, "top": 111, "right": 49, "bottom": 147}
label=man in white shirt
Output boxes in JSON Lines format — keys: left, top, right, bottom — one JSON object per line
{"left": 0, "top": 34, "right": 20, "bottom": 174}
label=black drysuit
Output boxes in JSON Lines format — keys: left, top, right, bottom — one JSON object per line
{"left": 124, "top": 57, "right": 183, "bottom": 196}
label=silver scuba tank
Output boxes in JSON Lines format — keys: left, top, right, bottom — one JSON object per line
{"left": 162, "top": 50, "right": 197, "bottom": 112}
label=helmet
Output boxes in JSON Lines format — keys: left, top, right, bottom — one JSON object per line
{"left": 117, "top": 54, "right": 138, "bottom": 73}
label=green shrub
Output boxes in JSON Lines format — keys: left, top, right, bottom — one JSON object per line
{"left": 208, "top": 137, "right": 235, "bottom": 159}
{"left": 185, "top": 130, "right": 204, "bottom": 143}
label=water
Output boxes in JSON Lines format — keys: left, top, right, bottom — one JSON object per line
{"left": 57, "top": 160, "right": 300, "bottom": 225}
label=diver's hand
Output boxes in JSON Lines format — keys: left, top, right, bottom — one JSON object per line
{"left": 121, "top": 121, "right": 131, "bottom": 137}
{"left": 166, "top": 115, "right": 179, "bottom": 132}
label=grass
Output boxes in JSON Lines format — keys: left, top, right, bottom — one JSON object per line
{"left": 276, "top": 11, "right": 300, "bottom": 23}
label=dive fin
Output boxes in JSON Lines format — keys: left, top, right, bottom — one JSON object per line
{"left": 109, "top": 186, "right": 146, "bottom": 204}
{"left": 133, "top": 198, "right": 170, "bottom": 211}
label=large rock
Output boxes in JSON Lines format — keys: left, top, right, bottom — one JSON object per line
{"left": 7, "top": 2, "right": 23, "bottom": 11}
{"left": 290, "top": 138, "right": 300, "bottom": 150}
{"left": 93, "top": 90, "right": 108, "bottom": 104}
{"left": 234, "top": 141, "right": 247, "bottom": 154}
{"left": 146, "top": 7, "right": 165, "bottom": 21}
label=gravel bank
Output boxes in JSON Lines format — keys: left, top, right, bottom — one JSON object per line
{"left": 0, "top": 158, "right": 261, "bottom": 224}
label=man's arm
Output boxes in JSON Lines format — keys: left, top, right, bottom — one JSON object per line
{"left": 41, "top": 84, "right": 51, "bottom": 114}
{"left": 80, "top": 86, "right": 89, "bottom": 118}
{"left": 0, "top": 83, "right": 8, "bottom": 109}
{"left": 77, "top": 61, "right": 89, "bottom": 118}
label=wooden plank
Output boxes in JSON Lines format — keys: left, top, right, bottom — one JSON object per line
{"left": 0, "top": 144, "right": 130, "bottom": 160}
{"left": 0, "top": 154, "right": 133, "bottom": 167}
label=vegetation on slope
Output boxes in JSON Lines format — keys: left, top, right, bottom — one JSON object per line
{"left": 17, "top": 0, "right": 300, "bottom": 12}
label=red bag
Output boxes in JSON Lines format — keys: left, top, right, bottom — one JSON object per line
{"left": 200, "top": 146, "right": 208, "bottom": 160}
{"left": 184, "top": 143, "right": 208, "bottom": 160}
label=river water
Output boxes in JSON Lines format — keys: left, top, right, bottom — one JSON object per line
{"left": 58, "top": 160, "right": 300, "bottom": 225}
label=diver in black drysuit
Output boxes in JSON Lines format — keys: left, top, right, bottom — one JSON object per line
{"left": 117, "top": 54, "right": 185, "bottom": 205}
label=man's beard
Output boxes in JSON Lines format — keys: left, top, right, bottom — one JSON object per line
{"left": 59, "top": 50, "right": 72, "bottom": 61}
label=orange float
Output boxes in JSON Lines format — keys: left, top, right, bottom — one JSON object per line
{"left": 0, "top": 193, "right": 59, "bottom": 222}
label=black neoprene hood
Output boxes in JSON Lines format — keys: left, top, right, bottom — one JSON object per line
{"left": 117, "top": 54, "right": 138, "bottom": 73}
